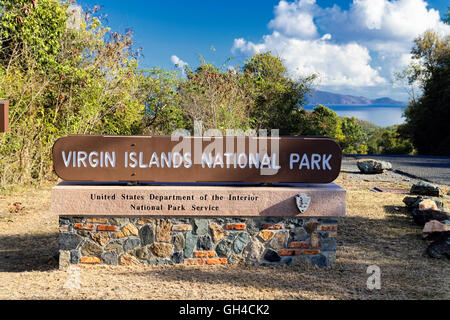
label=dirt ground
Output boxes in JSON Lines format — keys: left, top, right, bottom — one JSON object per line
{"left": 0, "top": 173, "right": 449, "bottom": 300}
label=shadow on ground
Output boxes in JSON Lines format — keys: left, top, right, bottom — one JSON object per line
{"left": 0, "top": 233, "right": 58, "bottom": 272}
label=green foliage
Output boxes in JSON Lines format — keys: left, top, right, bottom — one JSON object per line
{"left": 138, "top": 68, "right": 188, "bottom": 134}
{"left": 367, "top": 127, "right": 414, "bottom": 155}
{"left": 339, "top": 117, "right": 368, "bottom": 154}
{"left": 399, "top": 31, "right": 450, "bottom": 155}
{"left": 177, "top": 62, "right": 253, "bottom": 132}
{"left": 243, "top": 52, "right": 314, "bottom": 135}
{"left": 0, "top": 0, "right": 68, "bottom": 68}
{"left": 0, "top": 0, "right": 147, "bottom": 185}
{"left": 304, "top": 105, "right": 342, "bottom": 139}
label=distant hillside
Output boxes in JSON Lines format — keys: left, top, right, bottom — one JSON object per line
{"left": 306, "top": 90, "right": 406, "bottom": 105}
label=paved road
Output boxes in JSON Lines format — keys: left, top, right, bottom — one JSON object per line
{"left": 342, "top": 154, "right": 450, "bottom": 186}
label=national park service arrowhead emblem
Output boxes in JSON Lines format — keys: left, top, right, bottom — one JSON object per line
{"left": 295, "top": 193, "right": 311, "bottom": 214}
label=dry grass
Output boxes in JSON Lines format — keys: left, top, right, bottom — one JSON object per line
{"left": 0, "top": 176, "right": 449, "bottom": 300}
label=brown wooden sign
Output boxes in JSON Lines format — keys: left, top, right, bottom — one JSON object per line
{"left": 0, "top": 100, "right": 9, "bottom": 133}
{"left": 52, "top": 135, "right": 342, "bottom": 183}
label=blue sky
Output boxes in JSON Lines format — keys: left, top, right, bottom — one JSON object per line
{"left": 76, "top": 0, "right": 449, "bottom": 101}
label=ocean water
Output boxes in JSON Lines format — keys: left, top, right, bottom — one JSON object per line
{"left": 303, "top": 105, "right": 407, "bottom": 127}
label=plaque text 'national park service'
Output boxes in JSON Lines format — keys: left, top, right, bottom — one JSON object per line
{"left": 52, "top": 135, "right": 342, "bottom": 183}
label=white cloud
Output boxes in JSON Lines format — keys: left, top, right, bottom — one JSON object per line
{"left": 232, "top": 0, "right": 450, "bottom": 98}
{"left": 233, "top": 32, "right": 385, "bottom": 87}
{"left": 268, "top": 0, "right": 319, "bottom": 39}
{"left": 170, "top": 55, "right": 188, "bottom": 75}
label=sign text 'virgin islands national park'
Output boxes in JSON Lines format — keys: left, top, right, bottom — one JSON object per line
{"left": 52, "top": 135, "right": 342, "bottom": 183}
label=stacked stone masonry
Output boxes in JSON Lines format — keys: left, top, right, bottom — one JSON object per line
{"left": 59, "top": 216, "right": 338, "bottom": 267}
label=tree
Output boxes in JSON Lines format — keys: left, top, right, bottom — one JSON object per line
{"left": 367, "top": 128, "right": 413, "bottom": 155}
{"left": 0, "top": 0, "right": 67, "bottom": 68}
{"left": 177, "top": 62, "right": 253, "bottom": 133}
{"left": 339, "top": 117, "right": 368, "bottom": 154}
{"left": 398, "top": 30, "right": 450, "bottom": 155}
{"left": 137, "top": 68, "right": 188, "bottom": 135}
{"left": 0, "top": 1, "right": 147, "bottom": 185}
{"left": 243, "top": 52, "right": 314, "bottom": 135}
{"left": 304, "top": 105, "right": 342, "bottom": 139}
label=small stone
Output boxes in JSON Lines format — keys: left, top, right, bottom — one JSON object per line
{"left": 119, "top": 253, "right": 141, "bottom": 266}
{"left": 171, "top": 251, "right": 184, "bottom": 264}
{"left": 422, "top": 220, "right": 450, "bottom": 235}
{"left": 209, "top": 223, "right": 228, "bottom": 243}
{"left": 194, "top": 219, "right": 209, "bottom": 235}
{"left": 216, "top": 239, "right": 233, "bottom": 257}
{"left": 77, "top": 230, "right": 90, "bottom": 237}
{"left": 310, "top": 232, "right": 321, "bottom": 249}
{"left": 81, "top": 241, "right": 103, "bottom": 257}
{"left": 173, "top": 233, "right": 185, "bottom": 251}
{"left": 59, "top": 217, "right": 70, "bottom": 225}
{"left": 59, "top": 233, "right": 84, "bottom": 250}
{"left": 233, "top": 232, "right": 250, "bottom": 254}
{"left": 139, "top": 224, "right": 155, "bottom": 246}
{"left": 242, "top": 239, "right": 265, "bottom": 263}
{"left": 80, "top": 256, "right": 101, "bottom": 264}
{"left": 172, "top": 224, "right": 193, "bottom": 232}
{"left": 258, "top": 230, "right": 275, "bottom": 242}
{"left": 263, "top": 249, "right": 281, "bottom": 262}
{"left": 403, "top": 196, "right": 444, "bottom": 210}
{"left": 412, "top": 209, "right": 450, "bottom": 226}
{"left": 150, "top": 243, "right": 174, "bottom": 258}
{"left": 90, "top": 232, "right": 111, "bottom": 247}
{"left": 101, "top": 251, "right": 118, "bottom": 265}
{"left": 59, "top": 250, "right": 70, "bottom": 270}
{"left": 357, "top": 159, "right": 392, "bottom": 174}
{"left": 290, "top": 227, "right": 308, "bottom": 241}
{"left": 419, "top": 199, "right": 438, "bottom": 211}
{"left": 184, "top": 232, "right": 197, "bottom": 258}
{"left": 97, "top": 225, "right": 116, "bottom": 232}
{"left": 87, "top": 218, "right": 108, "bottom": 224}
{"left": 270, "top": 231, "right": 288, "bottom": 250}
{"left": 70, "top": 250, "right": 81, "bottom": 264}
{"left": 123, "top": 238, "right": 141, "bottom": 251}
{"left": 304, "top": 220, "right": 319, "bottom": 233}
{"left": 135, "top": 247, "right": 152, "bottom": 260}
{"left": 137, "top": 218, "right": 155, "bottom": 225}
{"left": 225, "top": 223, "right": 246, "bottom": 230}
{"left": 193, "top": 251, "right": 215, "bottom": 258}
{"left": 206, "top": 258, "right": 228, "bottom": 265}
{"left": 156, "top": 219, "right": 172, "bottom": 242}
{"left": 410, "top": 181, "right": 440, "bottom": 197}
{"left": 197, "top": 235, "right": 213, "bottom": 251}
{"left": 104, "top": 240, "right": 124, "bottom": 255}
{"left": 109, "top": 218, "right": 130, "bottom": 226}
{"left": 113, "top": 224, "right": 138, "bottom": 238}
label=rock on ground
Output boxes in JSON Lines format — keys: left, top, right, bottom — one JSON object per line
{"left": 411, "top": 209, "right": 450, "bottom": 226}
{"left": 356, "top": 159, "right": 392, "bottom": 174}
{"left": 410, "top": 181, "right": 441, "bottom": 197}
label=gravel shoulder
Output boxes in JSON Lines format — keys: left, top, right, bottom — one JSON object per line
{"left": 0, "top": 176, "right": 449, "bottom": 300}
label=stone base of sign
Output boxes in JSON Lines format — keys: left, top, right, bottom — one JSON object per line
{"left": 58, "top": 216, "right": 338, "bottom": 268}
{"left": 54, "top": 182, "right": 345, "bottom": 268}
